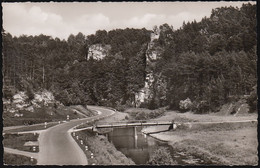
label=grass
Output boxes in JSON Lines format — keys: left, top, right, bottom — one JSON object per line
{"left": 147, "top": 147, "right": 176, "bottom": 165}
{"left": 125, "top": 107, "right": 167, "bottom": 120}
{"left": 126, "top": 106, "right": 258, "bottom": 165}
{"left": 3, "top": 105, "right": 93, "bottom": 127}
{"left": 175, "top": 120, "right": 257, "bottom": 132}
{"left": 3, "top": 153, "right": 37, "bottom": 165}
{"left": 72, "top": 129, "right": 134, "bottom": 165}
{"left": 4, "top": 122, "right": 59, "bottom": 133}
{"left": 72, "top": 111, "right": 135, "bottom": 165}
{"left": 75, "top": 121, "right": 95, "bottom": 129}
{"left": 141, "top": 109, "right": 258, "bottom": 165}
{"left": 3, "top": 133, "right": 39, "bottom": 152}
{"left": 70, "top": 105, "right": 97, "bottom": 116}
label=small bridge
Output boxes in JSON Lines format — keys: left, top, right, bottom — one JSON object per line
{"left": 92, "top": 120, "right": 176, "bottom": 132}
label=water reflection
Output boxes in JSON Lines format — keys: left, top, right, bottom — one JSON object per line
{"left": 106, "top": 127, "right": 166, "bottom": 164}
{"left": 105, "top": 126, "right": 212, "bottom": 165}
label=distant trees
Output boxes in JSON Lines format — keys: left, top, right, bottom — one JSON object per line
{"left": 148, "top": 3, "right": 257, "bottom": 112}
{"left": 83, "top": 28, "right": 150, "bottom": 107}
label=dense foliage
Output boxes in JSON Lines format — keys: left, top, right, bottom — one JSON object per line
{"left": 152, "top": 3, "right": 257, "bottom": 112}
{"left": 147, "top": 147, "right": 175, "bottom": 165}
{"left": 2, "top": 3, "right": 257, "bottom": 113}
{"left": 129, "top": 108, "right": 166, "bottom": 120}
{"left": 2, "top": 28, "right": 150, "bottom": 107}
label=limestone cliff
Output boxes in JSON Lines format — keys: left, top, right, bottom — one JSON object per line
{"left": 88, "top": 44, "right": 111, "bottom": 60}
{"left": 135, "top": 28, "right": 167, "bottom": 107}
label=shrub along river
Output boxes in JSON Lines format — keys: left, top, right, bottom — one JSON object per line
{"left": 104, "top": 127, "right": 214, "bottom": 165}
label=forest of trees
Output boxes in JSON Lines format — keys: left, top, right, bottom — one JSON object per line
{"left": 2, "top": 3, "right": 257, "bottom": 113}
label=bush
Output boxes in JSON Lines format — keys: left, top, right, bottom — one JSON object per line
{"left": 148, "top": 99, "right": 158, "bottom": 110}
{"left": 135, "top": 111, "right": 148, "bottom": 120}
{"left": 195, "top": 100, "right": 210, "bottom": 114}
{"left": 129, "top": 108, "right": 166, "bottom": 120}
{"left": 139, "top": 102, "right": 148, "bottom": 108}
{"left": 148, "top": 109, "right": 165, "bottom": 119}
{"left": 179, "top": 98, "right": 193, "bottom": 112}
{"left": 147, "top": 147, "right": 175, "bottom": 165}
{"left": 115, "top": 104, "right": 127, "bottom": 112}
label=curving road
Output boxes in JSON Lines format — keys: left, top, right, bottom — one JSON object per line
{"left": 37, "top": 106, "right": 114, "bottom": 165}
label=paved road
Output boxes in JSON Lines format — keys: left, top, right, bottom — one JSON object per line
{"left": 37, "top": 106, "right": 114, "bottom": 165}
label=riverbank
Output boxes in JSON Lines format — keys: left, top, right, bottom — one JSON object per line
{"left": 142, "top": 111, "right": 258, "bottom": 165}
{"left": 72, "top": 111, "right": 135, "bottom": 165}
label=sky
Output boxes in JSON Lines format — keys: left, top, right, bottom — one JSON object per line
{"left": 2, "top": 1, "right": 255, "bottom": 40}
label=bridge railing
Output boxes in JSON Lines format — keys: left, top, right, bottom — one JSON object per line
{"left": 95, "top": 119, "right": 172, "bottom": 125}
{"left": 95, "top": 120, "right": 174, "bottom": 128}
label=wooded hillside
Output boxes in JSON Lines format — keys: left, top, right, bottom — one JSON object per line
{"left": 2, "top": 3, "right": 257, "bottom": 113}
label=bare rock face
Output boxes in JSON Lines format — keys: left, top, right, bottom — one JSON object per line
{"left": 4, "top": 90, "right": 63, "bottom": 117}
{"left": 135, "top": 30, "right": 167, "bottom": 107}
{"left": 146, "top": 32, "right": 161, "bottom": 61}
{"left": 88, "top": 44, "right": 111, "bottom": 60}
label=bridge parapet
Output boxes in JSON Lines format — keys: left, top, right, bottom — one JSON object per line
{"left": 95, "top": 120, "right": 175, "bottom": 129}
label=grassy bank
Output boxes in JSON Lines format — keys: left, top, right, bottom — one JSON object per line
{"left": 3, "top": 153, "right": 37, "bottom": 165}
{"left": 72, "top": 130, "right": 134, "bottom": 165}
{"left": 3, "top": 105, "right": 93, "bottom": 127}
{"left": 143, "top": 111, "right": 258, "bottom": 165}
{"left": 3, "top": 133, "right": 39, "bottom": 153}
{"left": 167, "top": 125, "right": 258, "bottom": 165}
{"left": 72, "top": 111, "right": 134, "bottom": 165}
{"left": 124, "top": 107, "right": 166, "bottom": 120}
{"left": 4, "top": 122, "right": 59, "bottom": 133}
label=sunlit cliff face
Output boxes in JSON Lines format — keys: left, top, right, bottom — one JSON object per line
{"left": 87, "top": 44, "right": 111, "bottom": 60}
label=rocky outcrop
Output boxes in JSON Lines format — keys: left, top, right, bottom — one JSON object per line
{"left": 88, "top": 44, "right": 111, "bottom": 60}
{"left": 135, "top": 29, "right": 166, "bottom": 107}
{"left": 3, "top": 90, "right": 63, "bottom": 117}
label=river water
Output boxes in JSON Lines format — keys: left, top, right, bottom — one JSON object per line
{"left": 105, "top": 127, "right": 213, "bottom": 165}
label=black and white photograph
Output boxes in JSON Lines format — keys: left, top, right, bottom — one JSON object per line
{"left": 2, "top": 1, "right": 257, "bottom": 166}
